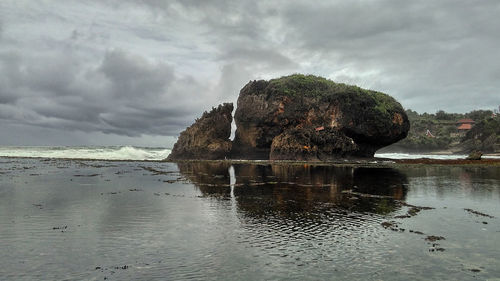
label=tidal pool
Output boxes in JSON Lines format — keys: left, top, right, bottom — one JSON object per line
{"left": 0, "top": 159, "right": 498, "bottom": 280}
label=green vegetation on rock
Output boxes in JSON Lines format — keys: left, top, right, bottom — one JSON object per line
{"left": 267, "top": 74, "right": 399, "bottom": 117}
{"left": 370, "top": 91, "right": 400, "bottom": 117}
{"left": 268, "top": 74, "right": 351, "bottom": 97}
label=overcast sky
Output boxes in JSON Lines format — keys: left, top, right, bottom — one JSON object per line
{"left": 1, "top": 0, "right": 499, "bottom": 147}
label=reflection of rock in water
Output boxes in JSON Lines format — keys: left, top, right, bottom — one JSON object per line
{"left": 176, "top": 162, "right": 231, "bottom": 198}
{"left": 178, "top": 162, "right": 408, "bottom": 217}
{"left": 350, "top": 168, "right": 408, "bottom": 214}
{"left": 352, "top": 168, "right": 407, "bottom": 200}
{"left": 233, "top": 164, "right": 353, "bottom": 219}
{"left": 233, "top": 165, "right": 407, "bottom": 217}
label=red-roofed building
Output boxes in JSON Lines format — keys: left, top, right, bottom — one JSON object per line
{"left": 457, "top": 123, "right": 473, "bottom": 130}
{"left": 456, "top": 118, "right": 475, "bottom": 136}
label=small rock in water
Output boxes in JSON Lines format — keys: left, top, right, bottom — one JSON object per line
{"left": 466, "top": 150, "right": 482, "bottom": 160}
{"left": 425, "top": 235, "right": 445, "bottom": 242}
{"left": 52, "top": 226, "right": 68, "bottom": 230}
{"left": 464, "top": 208, "right": 494, "bottom": 218}
{"left": 381, "top": 221, "right": 394, "bottom": 228}
{"left": 115, "top": 265, "right": 128, "bottom": 270}
{"left": 469, "top": 268, "right": 481, "bottom": 273}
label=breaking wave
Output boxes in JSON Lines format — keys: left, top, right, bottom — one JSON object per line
{"left": 1, "top": 147, "right": 497, "bottom": 161}
{"left": 0, "top": 146, "right": 171, "bottom": 161}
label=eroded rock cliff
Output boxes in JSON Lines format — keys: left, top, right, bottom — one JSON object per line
{"left": 167, "top": 103, "right": 233, "bottom": 160}
{"left": 231, "top": 74, "right": 409, "bottom": 160}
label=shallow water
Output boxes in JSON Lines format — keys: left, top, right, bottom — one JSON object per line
{"left": 0, "top": 159, "right": 499, "bottom": 280}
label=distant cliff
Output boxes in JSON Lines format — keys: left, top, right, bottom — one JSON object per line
{"left": 168, "top": 74, "right": 410, "bottom": 161}
{"left": 381, "top": 109, "right": 500, "bottom": 153}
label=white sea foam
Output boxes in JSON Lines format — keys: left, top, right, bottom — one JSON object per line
{"left": 1, "top": 146, "right": 497, "bottom": 161}
{"left": 0, "top": 146, "right": 171, "bottom": 161}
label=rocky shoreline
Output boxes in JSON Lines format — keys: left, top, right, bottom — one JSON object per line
{"left": 166, "top": 157, "right": 500, "bottom": 166}
{"left": 2, "top": 154, "right": 499, "bottom": 166}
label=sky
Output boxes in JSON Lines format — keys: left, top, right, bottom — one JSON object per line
{"left": 0, "top": 0, "right": 499, "bottom": 147}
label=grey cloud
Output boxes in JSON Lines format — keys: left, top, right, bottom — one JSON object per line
{"left": 218, "top": 47, "right": 296, "bottom": 69}
{"left": 0, "top": 94, "right": 16, "bottom": 104}
{"left": 116, "top": 0, "right": 271, "bottom": 49}
{"left": 0, "top": 48, "right": 212, "bottom": 138}
{"left": 277, "top": 0, "right": 500, "bottom": 112}
{"left": 99, "top": 50, "right": 175, "bottom": 100}
{"left": 283, "top": 1, "right": 431, "bottom": 48}
{"left": 1, "top": 0, "right": 499, "bottom": 146}
{"left": 0, "top": 122, "right": 177, "bottom": 146}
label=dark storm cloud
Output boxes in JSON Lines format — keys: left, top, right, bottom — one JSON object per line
{"left": 0, "top": 48, "right": 207, "bottom": 137}
{"left": 132, "top": 0, "right": 500, "bottom": 112}
{"left": 99, "top": 50, "right": 175, "bottom": 101}
{"left": 1, "top": 0, "right": 499, "bottom": 146}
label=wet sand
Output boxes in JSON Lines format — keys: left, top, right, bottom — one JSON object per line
{"left": 1, "top": 157, "right": 499, "bottom": 280}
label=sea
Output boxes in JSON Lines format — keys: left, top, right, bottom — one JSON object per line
{"left": 0, "top": 146, "right": 171, "bottom": 161}
{"left": 1, "top": 146, "right": 499, "bottom": 280}
{"left": 0, "top": 145, "right": 499, "bottom": 161}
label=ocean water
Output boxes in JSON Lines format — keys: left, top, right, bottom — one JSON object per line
{"left": 0, "top": 159, "right": 498, "bottom": 280}
{"left": 0, "top": 146, "right": 498, "bottom": 161}
{"left": 0, "top": 146, "right": 171, "bottom": 161}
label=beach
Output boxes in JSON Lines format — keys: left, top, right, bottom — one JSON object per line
{"left": 1, "top": 156, "right": 499, "bottom": 280}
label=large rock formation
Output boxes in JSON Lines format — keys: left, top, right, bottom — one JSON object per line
{"left": 167, "top": 74, "right": 409, "bottom": 161}
{"left": 167, "top": 103, "right": 233, "bottom": 160}
{"left": 231, "top": 74, "right": 409, "bottom": 160}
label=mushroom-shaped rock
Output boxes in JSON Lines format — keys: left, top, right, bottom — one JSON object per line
{"left": 231, "top": 74, "right": 409, "bottom": 159}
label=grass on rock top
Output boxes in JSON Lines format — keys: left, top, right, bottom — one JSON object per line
{"left": 267, "top": 74, "right": 401, "bottom": 116}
